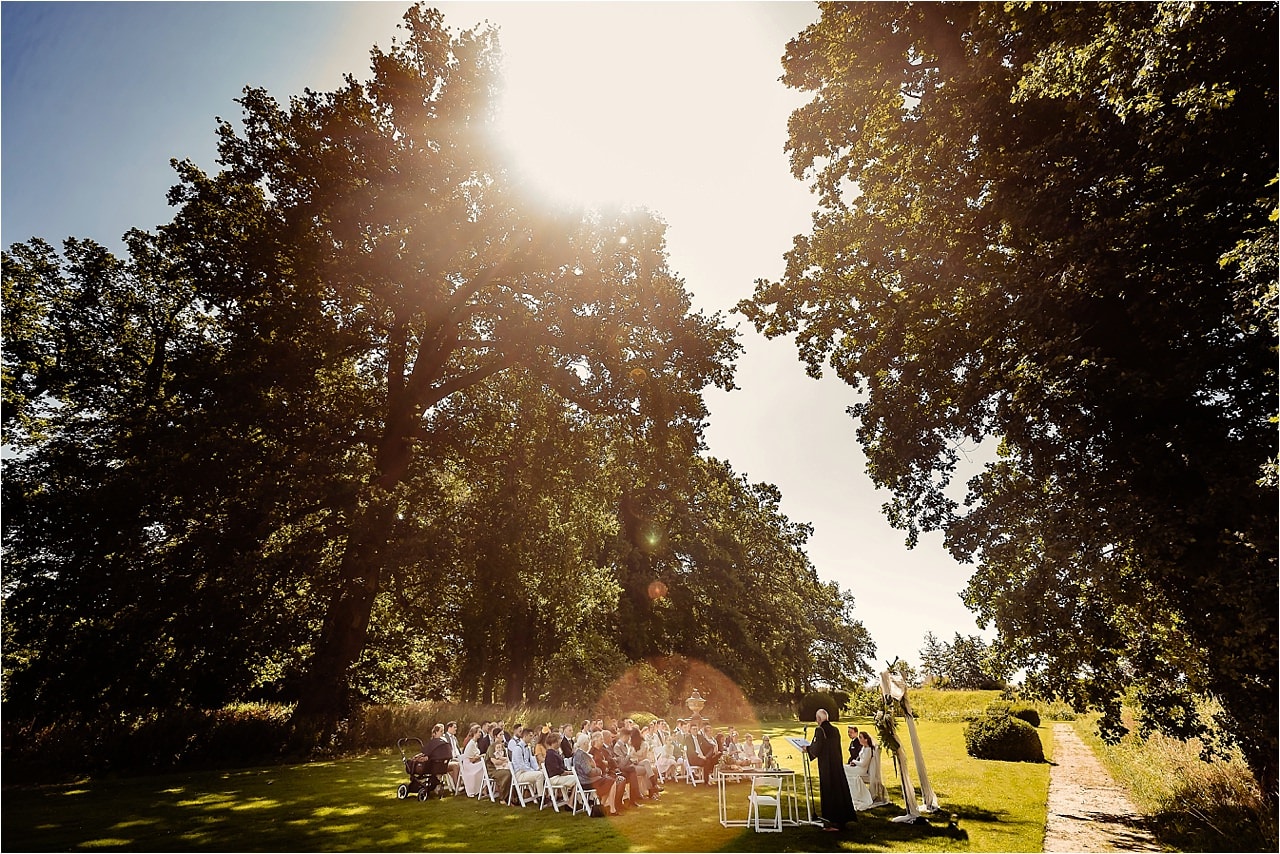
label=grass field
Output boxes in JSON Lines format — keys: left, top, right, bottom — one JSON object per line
{"left": 2, "top": 718, "right": 1052, "bottom": 852}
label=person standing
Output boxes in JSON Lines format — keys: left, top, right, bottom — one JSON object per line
{"left": 806, "top": 709, "right": 857, "bottom": 832}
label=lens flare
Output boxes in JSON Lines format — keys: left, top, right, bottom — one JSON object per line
{"left": 647, "top": 579, "right": 668, "bottom": 600}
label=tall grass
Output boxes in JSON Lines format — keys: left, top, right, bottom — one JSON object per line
{"left": 1072, "top": 714, "right": 1276, "bottom": 852}
{"left": 863, "top": 687, "right": 1076, "bottom": 724}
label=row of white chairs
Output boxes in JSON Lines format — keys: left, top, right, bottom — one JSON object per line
{"left": 440, "top": 764, "right": 600, "bottom": 815}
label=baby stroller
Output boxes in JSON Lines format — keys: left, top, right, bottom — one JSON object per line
{"left": 396, "top": 737, "right": 453, "bottom": 801}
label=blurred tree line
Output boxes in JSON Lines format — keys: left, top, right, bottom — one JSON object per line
{"left": 1, "top": 5, "right": 874, "bottom": 745}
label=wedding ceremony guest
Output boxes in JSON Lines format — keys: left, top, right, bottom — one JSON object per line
{"left": 534, "top": 728, "right": 549, "bottom": 767}
{"left": 484, "top": 724, "right": 513, "bottom": 802}
{"left": 739, "top": 732, "right": 762, "bottom": 769}
{"left": 806, "top": 709, "right": 857, "bottom": 832}
{"left": 459, "top": 723, "right": 489, "bottom": 797}
{"left": 574, "top": 732, "right": 620, "bottom": 815}
{"left": 628, "top": 727, "right": 660, "bottom": 798}
{"left": 543, "top": 732, "right": 576, "bottom": 805}
{"left": 560, "top": 724, "right": 575, "bottom": 758}
{"left": 604, "top": 730, "right": 647, "bottom": 803}
{"left": 510, "top": 727, "right": 544, "bottom": 801}
{"left": 476, "top": 720, "right": 492, "bottom": 755}
{"left": 444, "top": 721, "right": 462, "bottom": 787}
{"left": 425, "top": 723, "right": 457, "bottom": 789}
{"left": 689, "top": 723, "right": 720, "bottom": 779}
{"left": 758, "top": 734, "right": 775, "bottom": 769}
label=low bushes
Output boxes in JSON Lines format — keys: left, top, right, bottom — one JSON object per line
{"left": 964, "top": 712, "right": 1045, "bottom": 762}
{"left": 1012, "top": 707, "right": 1041, "bottom": 728}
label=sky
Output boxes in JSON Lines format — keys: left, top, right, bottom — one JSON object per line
{"left": 1, "top": 1, "right": 992, "bottom": 675}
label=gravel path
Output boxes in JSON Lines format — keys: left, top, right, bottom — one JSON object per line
{"left": 1043, "top": 723, "right": 1162, "bottom": 852}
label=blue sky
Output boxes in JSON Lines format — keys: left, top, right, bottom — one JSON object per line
{"left": 2, "top": 1, "right": 992, "bottom": 673}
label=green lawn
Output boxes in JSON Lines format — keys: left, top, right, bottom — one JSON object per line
{"left": 2, "top": 720, "right": 1052, "bottom": 852}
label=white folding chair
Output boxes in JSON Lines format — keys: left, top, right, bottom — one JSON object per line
{"left": 508, "top": 772, "right": 540, "bottom": 807}
{"left": 747, "top": 774, "right": 784, "bottom": 832}
{"left": 471, "top": 767, "right": 497, "bottom": 802}
{"left": 681, "top": 755, "right": 705, "bottom": 787}
{"left": 541, "top": 767, "right": 577, "bottom": 812}
{"left": 570, "top": 775, "right": 600, "bottom": 816}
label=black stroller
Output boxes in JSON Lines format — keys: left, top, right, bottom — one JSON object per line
{"left": 396, "top": 736, "right": 454, "bottom": 801}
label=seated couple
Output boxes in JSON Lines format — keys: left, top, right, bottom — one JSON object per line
{"left": 843, "top": 727, "right": 890, "bottom": 810}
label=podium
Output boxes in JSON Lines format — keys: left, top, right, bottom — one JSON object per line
{"left": 784, "top": 737, "right": 822, "bottom": 825}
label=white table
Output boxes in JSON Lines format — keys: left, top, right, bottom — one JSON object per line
{"left": 716, "top": 768, "right": 816, "bottom": 829}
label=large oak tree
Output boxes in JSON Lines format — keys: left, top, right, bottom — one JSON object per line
{"left": 742, "top": 2, "right": 1277, "bottom": 791}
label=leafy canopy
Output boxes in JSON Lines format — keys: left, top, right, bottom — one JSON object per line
{"left": 742, "top": 1, "right": 1277, "bottom": 791}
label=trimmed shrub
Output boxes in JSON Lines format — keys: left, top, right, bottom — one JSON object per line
{"left": 964, "top": 712, "right": 1044, "bottom": 762}
{"left": 1012, "top": 707, "right": 1041, "bottom": 728}
{"left": 797, "top": 691, "right": 840, "bottom": 723}
{"left": 627, "top": 711, "right": 657, "bottom": 727}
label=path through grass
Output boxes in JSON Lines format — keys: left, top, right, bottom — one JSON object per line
{"left": 3, "top": 720, "right": 1051, "bottom": 851}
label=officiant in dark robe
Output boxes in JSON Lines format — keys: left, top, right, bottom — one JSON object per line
{"left": 806, "top": 708, "right": 857, "bottom": 831}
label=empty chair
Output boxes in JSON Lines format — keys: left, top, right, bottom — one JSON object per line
{"left": 747, "top": 775, "right": 785, "bottom": 832}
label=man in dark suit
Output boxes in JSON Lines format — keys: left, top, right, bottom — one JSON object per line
{"left": 690, "top": 723, "right": 720, "bottom": 779}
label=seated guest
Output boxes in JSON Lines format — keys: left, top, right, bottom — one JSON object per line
{"left": 605, "top": 730, "right": 647, "bottom": 803}
{"left": 758, "top": 734, "right": 776, "bottom": 770}
{"left": 560, "top": 724, "right": 575, "bottom": 758}
{"left": 646, "top": 722, "right": 676, "bottom": 780}
{"left": 459, "top": 723, "right": 488, "bottom": 796}
{"left": 739, "top": 733, "right": 762, "bottom": 769}
{"left": 689, "top": 723, "right": 720, "bottom": 779}
{"left": 484, "top": 724, "right": 513, "bottom": 803}
{"left": 423, "top": 724, "right": 455, "bottom": 791}
{"left": 629, "top": 726, "right": 661, "bottom": 797}
{"left": 543, "top": 732, "right": 576, "bottom": 807}
{"left": 510, "top": 727, "right": 545, "bottom": 802}
{"left": 574, "top": 732, "right": 620, "bottom": 815}
{"left": 476, "top": 721, "right": 492, "bottom": 755}
{"left": 445, "top": 721, "right": 463, "bottom": 787}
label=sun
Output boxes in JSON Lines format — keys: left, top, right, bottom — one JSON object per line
{"left": 485, "top": 5, "right": 707, "bottom": 211}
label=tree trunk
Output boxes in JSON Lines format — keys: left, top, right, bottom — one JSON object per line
{"left": 289, "top": 495, "right": 396, "bottom": 746}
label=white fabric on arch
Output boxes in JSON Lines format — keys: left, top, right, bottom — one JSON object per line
{"left": 881, "top": 668, "right": 939, "bottom": 818}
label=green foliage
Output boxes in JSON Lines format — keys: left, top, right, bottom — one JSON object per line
{"left": 745, "top": 0, "right": 1277, "bottom": 792}
{"left": 919, "top": 631, "right": 1008, "bottom": 690}
{"left": 1, "top": 1, "right": 875, "bottom": 747}
{"left": 796, "top": 691, "right": 838, "bottom": 722}
{"left": 844, "top": 683, "right": 884, "bottom": 717}
{"left": 965, "top": 713, "right": 1044, "bottom": 763}
{"left": 3, "top": 704, "right": 294, "bottom": 779}
{"left": 1011, "top": 707, "right": 1041, "bottom": 728}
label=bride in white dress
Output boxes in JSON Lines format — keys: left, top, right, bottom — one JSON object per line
{"left": 845, "top": 729, "right": 889, "bottom": 809}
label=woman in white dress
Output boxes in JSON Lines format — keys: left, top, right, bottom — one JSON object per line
{"left": 844, "top": 729, "right": 875, "bottom": 811}
{"left": 458, "top": 723, "right": 489, "bottom": 796}
{"left": 851, "top": 730, "right": 889, "bottom": 807}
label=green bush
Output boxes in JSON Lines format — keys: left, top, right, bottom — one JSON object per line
{"left": 627, "top": 711, "right": 657, "bottom": 727}
{"left": 843, "top": 684, "right": 883, "bottom": 717}
{"left": 797, "top": 691, "right": 840, "bottom": 722}
{"left": 1011, "top": 707, "right": 1041, "bottom": 728}
{"left": 964, "top": 712, "right": 1044, "bottom": 762}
